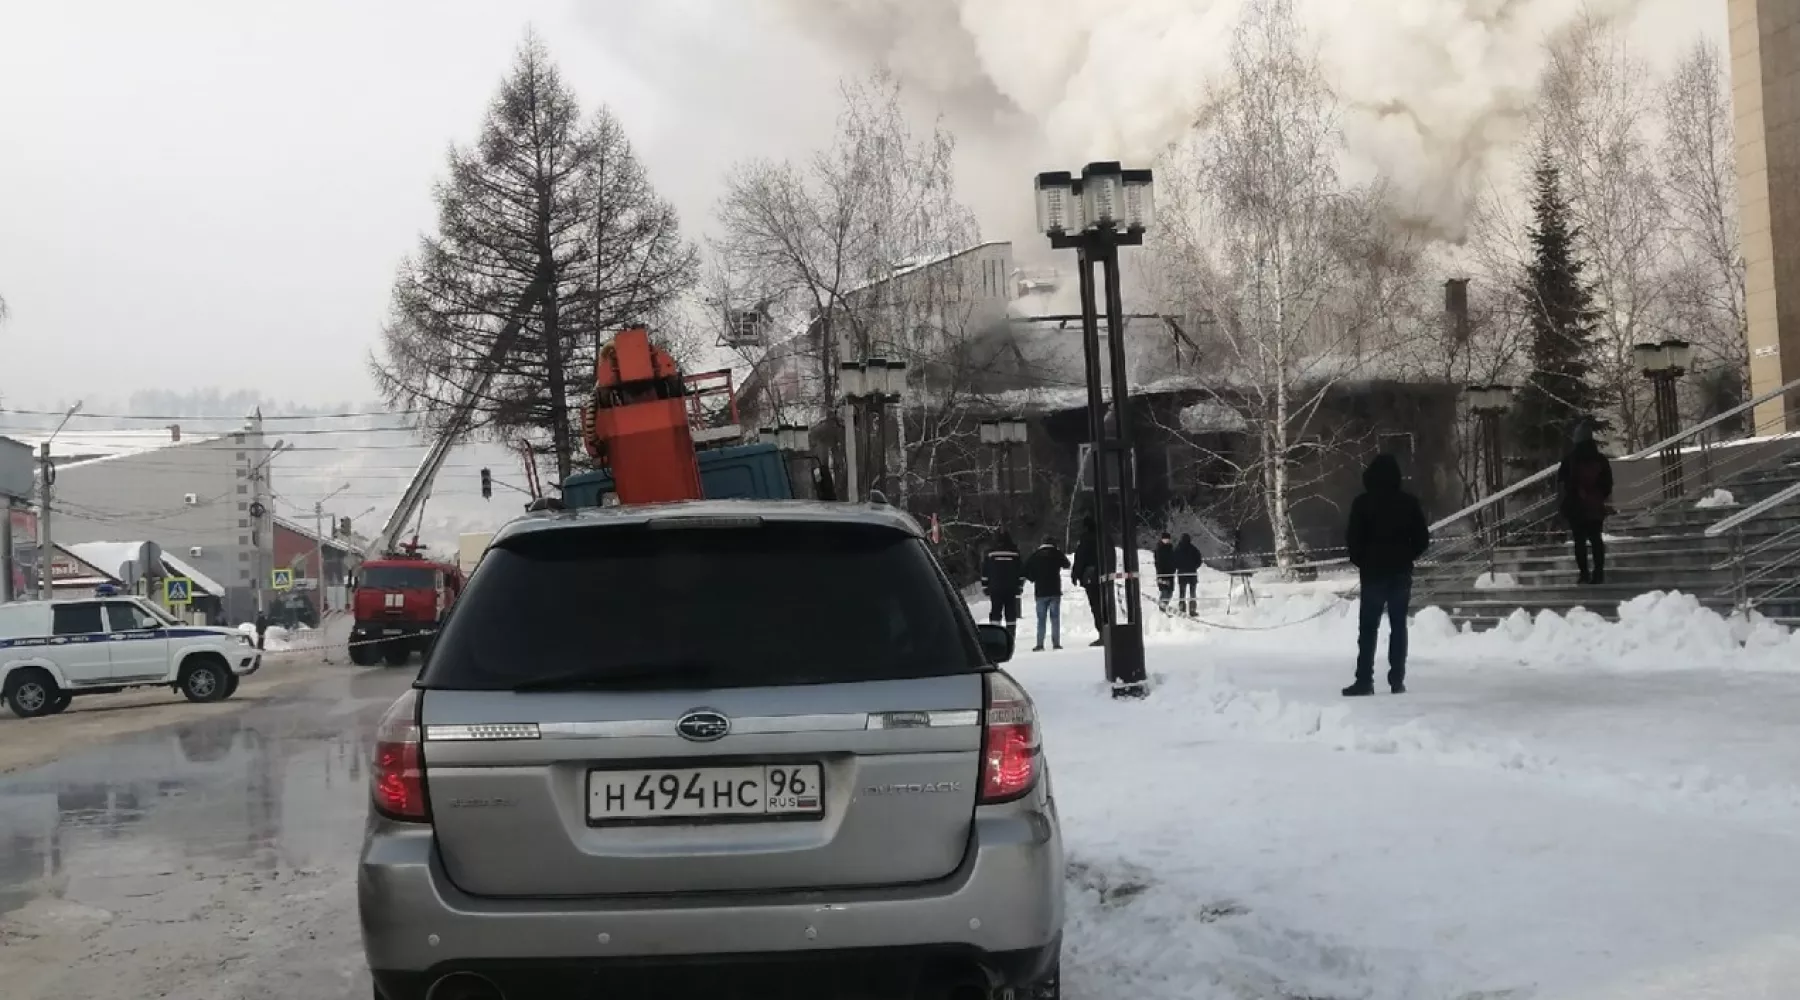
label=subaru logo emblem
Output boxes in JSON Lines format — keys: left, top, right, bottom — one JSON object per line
{"left": 675, "top": 710, "right": 730, "bottom": 742}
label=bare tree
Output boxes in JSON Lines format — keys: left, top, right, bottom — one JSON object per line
{"left": 1155, "top": 0, "right": 1422, "bottom": 565}
{"left": 372, "top": 36, "right": 695, "bottom": 481}
{"left": 1660, "top": 39, "right": 1748, "bottom": 424}
{"left": 1537, "top": 18, "right": 1678, "bottom": 448}
{"left": 714, "top": 73, "right": 991, "bottom": 505}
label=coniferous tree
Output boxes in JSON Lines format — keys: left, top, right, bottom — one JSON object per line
{"left": 373, "top": 36, "right": 696, "bottom": 481}
{"left": 1513, "top": 151, "right": 1606, "bottom": 467}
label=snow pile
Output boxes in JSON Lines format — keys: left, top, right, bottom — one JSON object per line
{"left": 1695, "top": 489, "right": 1737, "bottom": 509}
{"left": 1441, "top": 592, "right": 1800, "bottom": 672}
{"left": 1473, "top": 570, "right": 1518, "bottom": 589}
{"left": 234, "top": 623, "right": 301, "bottom": 653}
{"left": 1019, "top": 641, "right": 1800, "bottom": 999}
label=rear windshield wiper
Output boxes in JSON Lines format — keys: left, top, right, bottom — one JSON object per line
{"left": 509, "top": 662, "right": 716, "bottom": 693}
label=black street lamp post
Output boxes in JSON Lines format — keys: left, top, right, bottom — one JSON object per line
{"left": 979, "top": 418, "right": 1029, "bottom": 525}
{"left": 1634, "top": 339, "right": 1693, "bottom": 500}
{"left": 1465, "top": 383, "right": 1515, "bottom": 548}
{"left": 839, "top": 358, "right": 908, "bottom": 501}
{"left": 1035, "top": 162, "right": 1154, "bottom": 698}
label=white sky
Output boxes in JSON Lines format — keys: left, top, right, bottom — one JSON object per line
{"left": 0, "top": 0, "right": 1725, "bottom": 410}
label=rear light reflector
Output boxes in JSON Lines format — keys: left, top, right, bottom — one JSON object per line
{"left": 980, "top": 671, "right": 1041, "bottom": 803}
{"left": 371, "top": 689, "right": 430, "bottom": 822}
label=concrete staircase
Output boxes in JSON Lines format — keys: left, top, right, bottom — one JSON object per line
{"left": 1415, "top": 461, "right": 1800, "bottom": 628}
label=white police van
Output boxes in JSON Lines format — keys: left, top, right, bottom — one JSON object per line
{"left": 0, "top": 592, "right": 261, "bottom": 718}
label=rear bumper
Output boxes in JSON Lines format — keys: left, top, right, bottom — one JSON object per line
{"left": 370, "top": 941, "right": 1059, "bottom": 1000}
{"left": 359, "top": 806, "right": 1063, "bottom": 994}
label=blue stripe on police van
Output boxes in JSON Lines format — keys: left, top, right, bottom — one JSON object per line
{"left": 0, "top": 629, "right": 233, "bottom": 650}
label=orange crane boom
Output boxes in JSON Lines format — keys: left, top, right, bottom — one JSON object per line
{"left": 580, "top": 326, "right": 704, "bottom": 505}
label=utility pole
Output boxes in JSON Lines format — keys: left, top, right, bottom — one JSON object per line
{"left": 249, "top": 410, "right": 268, "bottom": 618}
{"left": 37, "top": 442, "right": 53, "bottom": 599}
{"left": 1, "top": 501, "right": 13, "bottom": 603}
{"left": 314, "top": 501, "right": 326, "bottom": 618}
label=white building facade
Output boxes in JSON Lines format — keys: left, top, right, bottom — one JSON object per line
{"left": 28, "top": 423, "right": 279, "bottom": 622}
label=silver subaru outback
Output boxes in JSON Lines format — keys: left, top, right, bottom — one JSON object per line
{"left": 358, "top": 501, "right": 1064, "bottom": 1000}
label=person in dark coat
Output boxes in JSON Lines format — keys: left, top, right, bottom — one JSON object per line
{"left": 253, "top": 610, "right": 269, "bottom": 652}
{"left": 1343, "top": 454, "right": 1431, "bottom": 696}
{"left": 1557, "top": 437, "right": 1614, "bottom": 584}
{"left": 1021, "top": 535, "right": 1071, "bottom": 651}
{"left": 1069, "top": 516, "right": 1105, "bottom": 646}
{"left": 1172, "top": 533, "right": 1204, "bottom": 616}
{"left": 980, "top": 531, "right": 1024, "bottom": 638}
{"left": 1152, "top": 533, "right": 1176, "bottom": 610}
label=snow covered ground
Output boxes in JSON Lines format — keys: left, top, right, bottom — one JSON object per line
{"left": 987, "top": 586, "right": 1800, "bottom": 999}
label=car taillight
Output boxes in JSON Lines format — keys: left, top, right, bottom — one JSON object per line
{"left": 980, "top": 671, "right": 1040, "bottom": 803}
{"left": 371, "top": 689, "right": 429, "bottom": 822}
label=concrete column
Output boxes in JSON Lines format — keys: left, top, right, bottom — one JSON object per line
{"left": 1731, "top": 0, "right": 1800, "bottom": 432}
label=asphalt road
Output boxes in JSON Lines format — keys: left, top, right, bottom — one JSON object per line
{"left": 0, "top": 656, "right": 414, "bottom": 999}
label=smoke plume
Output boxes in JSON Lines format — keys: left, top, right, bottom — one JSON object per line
{"left": 764, "top": 0, "right": 1645, "bottom": 241}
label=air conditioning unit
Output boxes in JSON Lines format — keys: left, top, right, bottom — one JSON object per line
{"left": 183, "top": 493, "right": 199, "bottom": 506}
{"left": 189, "top": 546, "right": 205, "bottom": 558}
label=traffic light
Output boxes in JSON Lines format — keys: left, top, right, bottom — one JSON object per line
{"left": 480, "top": 468, "right": 492, "bottom": 500}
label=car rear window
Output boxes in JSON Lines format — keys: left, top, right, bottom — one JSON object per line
{"left": 360, "top": 565, "right": 436, "bottom": 590}
{"left": 419, "top": 521, "right": 981, "bottom": 691}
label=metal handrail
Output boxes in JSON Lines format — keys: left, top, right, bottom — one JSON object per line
{"left": 1705, "top": 479, "right": 1800, "bottom": 536}
{"left": 1432, "top": 374, "right": 1800, "bottom": 533}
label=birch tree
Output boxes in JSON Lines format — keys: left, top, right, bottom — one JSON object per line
{"left": 1155, "top": 0, "right": 1418, "bottom": 565}
{"left": 1538, "top": 19, "right": 1677, "bottom": 447}
{"left": 1660, "top": 39, "right": 1749, "bottom": 428}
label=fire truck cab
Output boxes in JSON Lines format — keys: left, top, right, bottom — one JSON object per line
{"left": 348, "top": 551, "right": 464, "bottom": 667}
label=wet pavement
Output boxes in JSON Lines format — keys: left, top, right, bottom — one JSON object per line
{"left": 0, "top": 664, "right": 413, "bottom": 999}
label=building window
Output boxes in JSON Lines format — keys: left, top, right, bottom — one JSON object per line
{"left": 238, "top": 551, "right": 250, "bottom": 562}
{"left": 236, "top": 451, "right": 246, "bottom": 460}
{"left": 236, "top": 468, "right": 247, "bottom": 478}
{"left": 237, "top": 501, "right": 248, "bottom": 511}
{"left": 1379, "top": 432, "right": 1416, "bottom": 462}
{"left": 233, "top": 434, "right": 245, "bottom": 445}
{"left": 236, "top": 484, "right": 249, "bottom": 495}
{"left": 238, "top": 518, "right": 250, "bottom": 529}
{"left": 238, "top": 534, "right": 251, "bottom": 547}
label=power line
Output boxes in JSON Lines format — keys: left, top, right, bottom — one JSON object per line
{"left": 0, "top": 406, "right": 425, "bottom": 422}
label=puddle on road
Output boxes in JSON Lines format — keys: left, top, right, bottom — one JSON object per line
{"left": 0, "top": 670, "right": 407, "bottom": 922}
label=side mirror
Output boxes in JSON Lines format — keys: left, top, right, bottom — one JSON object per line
{"left": 976, "top": 623, "right": 1014, "bottom": 664}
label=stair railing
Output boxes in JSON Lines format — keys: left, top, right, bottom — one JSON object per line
{"left": 1417, "top": 375, "right": 1800, "bottom": 609}
{"left": 1705, "top": 478, "right": 1800, "bottom": 616}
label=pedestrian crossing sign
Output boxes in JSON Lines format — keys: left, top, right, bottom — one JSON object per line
{"left": 163, "top": 577, "right": 193, "bottom": 605}
{"left": 271, "top": 568, "right": 294, "bottom": 591}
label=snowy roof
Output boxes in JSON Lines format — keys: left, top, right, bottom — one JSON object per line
{"left": 841, "top": 241, "right": 1010, "bottom": 300}
{"left": 66, "top": 541, "right": 226, "bottom": 597}
{"left": 8, "top": 429, "right": 237, "bottom": 472}
{"left": 274, "top": 515, "right": 358, "bottom": 554}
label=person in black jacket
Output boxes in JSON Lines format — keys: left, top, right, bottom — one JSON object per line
{"left": 980, "top": 531, "right": 1024, "bottom": 639}
{"left": 1343, "top": 454, "right": 1431, "bottom": 696}
{"left": 1021, "top": 535, "right": 1071, "bottom": 651}
{"left": 1069, "top": 516, "right": 1105, "bottom": 646}
{"left": 1172, "top": 533, "right": 1204, "bottom": 616}
{"left": 1152, "top": 533, "right": 1176, "bottom": 610}
{"left": 1557, "top": 436, "right": 1614, "bottom": 584}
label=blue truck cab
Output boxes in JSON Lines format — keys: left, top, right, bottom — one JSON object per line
{"left": 561, "top": 442, "right": 797, "bottom": 508}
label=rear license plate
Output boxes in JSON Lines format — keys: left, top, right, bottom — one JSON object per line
{"left": 587, "top": 764, "right": 824, "bottom": 822}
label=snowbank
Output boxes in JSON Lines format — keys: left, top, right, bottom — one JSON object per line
{"left": 991, "top": 583, "right": 1800, "bottom": 673}
{"left": 1473, "top": 570, "right": 1518, "bottom": 589}
{"left": 1696, "top": 488, "right": 1737, "bottom": 509}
